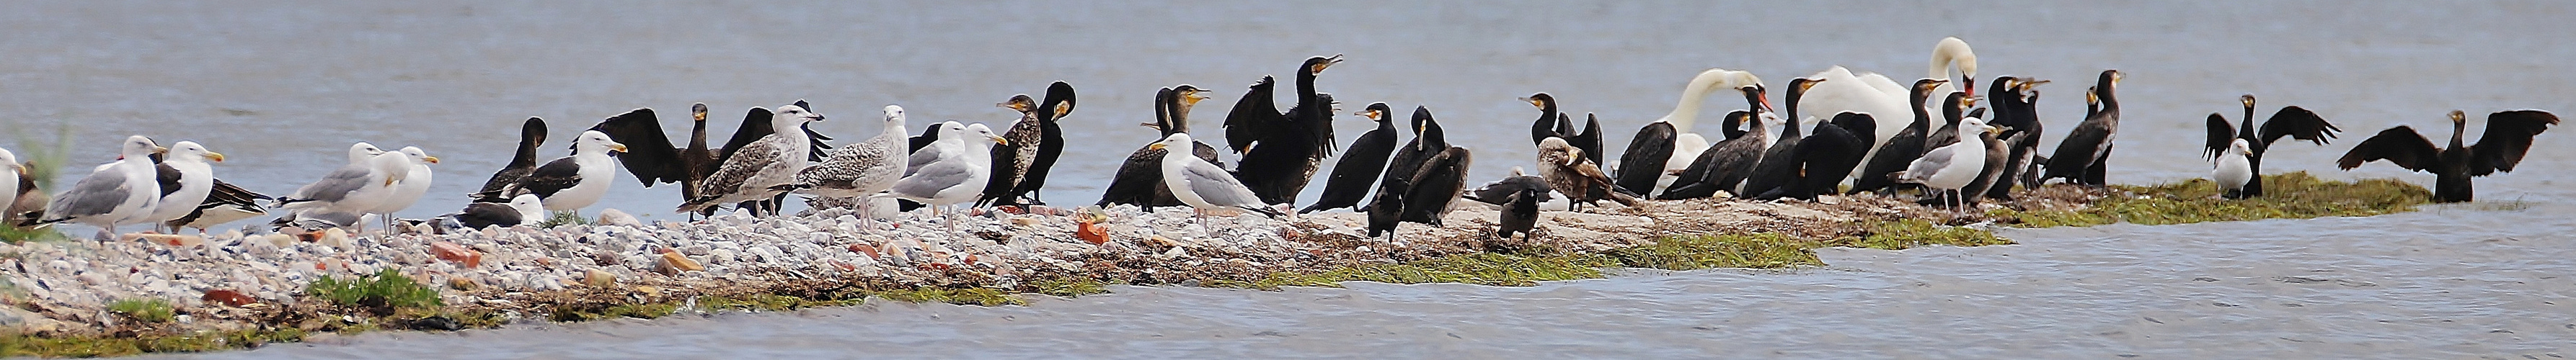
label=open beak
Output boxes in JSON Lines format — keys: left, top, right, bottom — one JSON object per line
{"left": 1314, "top": 54, "right": 1346, "bottom": 73}
{"left": 205, "top": 152, "right": 226, "bottom": 163}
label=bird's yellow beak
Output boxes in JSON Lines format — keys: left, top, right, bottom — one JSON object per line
{"left": 1986, "top": 126, "right": 2004, "bottom": 136}
{"left": 205, "top": 152, "right": 226, "bottom": 163}
{"left": 1147, "top": 143, "right": 1167, "bottom": 150}
{"left": 610, "top": 143, "right": 630, "bottom": 153}
{"left": 990, "top": 136, "right": 1009, "bottom": 145}
{"left": 424, "top": 156, "right": 441, "bottom": 164}
{"left": 154, "top": 146, "right": 170, "bottom": 156}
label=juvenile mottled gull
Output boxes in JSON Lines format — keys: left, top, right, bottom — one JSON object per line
{"left": 1156, "top": 133, "right": 1283, "bottom": 218}
{"left": 35, "top": 135, "right": 164, "bottom": 238}
{"left": 499, "top": 130, "right": 627, "bottom": 213}
{"left": 145, "top": 141, "right": 225, "bottom": 233}
{"left": 793, "top": 105, "right": 909, "bottom": 199}
{"left": 680, "top": 104, "right": 825, "bottom": 215}
{"left": 279, "top": 145, "right": 413, "bottom": 216}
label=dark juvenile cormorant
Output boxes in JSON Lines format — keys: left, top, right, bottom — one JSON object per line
{"left": 1102, "top": 86, "right": 1224, "bottom": 209}
{"left": 1009, "top": 82, "right": 1079, "bottom": 205}
{"left": 982, "top": 94, "right": 1043, "bottom": 207}
{"left": 1659, "top": 110, "right": 1763, "bottom": 199}
{"left": 2337, "top": 109, "right": 2557, "bottom": 203}
{"left": 1399, "top": 146, "right": 1472, "bottom": 225}
{"left": 476, "top": 117, "right": 548, "bottom": 199}
{"left": 1495, "top": 186, "right": 1541, "bottom": 240}
{"left": 2205, "top": 94, "right": 2342, "bottom": 198}
{"left": 2044, "top": 70, "right": 2123, "bottom": 186}
{"left": 1300, "top": 102, "right": 1400, "bottom": 213}
{"left": 1367, "top": 107, "right": 1443, "bottom": 239}
{"left": 1851, "top": 78, "right": 1952, "bottom": 194}
{"left": 1225, "top": 55, "right": 1345, "bottom": 206}
{"left": 1738, "top": 77, "right": 1826, "bottom": 199}
{"left": 1538, "top": 137, "right": 1640, "bottom": 211}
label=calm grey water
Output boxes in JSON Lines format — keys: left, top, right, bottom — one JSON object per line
{"left": 7, "top": 1, "right": 2570, "bottom": 358}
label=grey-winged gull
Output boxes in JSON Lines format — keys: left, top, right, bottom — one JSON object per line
{"left": 497, "top": 130, "right": 627, "bottom": 214}
{"left": 1155, "top": 133, "right": 1283, "bottom": 218}
{"left": 368, "top": 146, "right": 438, "bottom": 226}
{"left": 1895, "top": 117, "right": 1993, "bottom": 211}
{"left": 679, "top": 104, "right": 825, "bottom": 215}
{"left": 880, "top": 122, "right": 1003, "bottom": 216}
{"left": 145, "top": 141, "right": 224, "bottom": 233}
{"left": 279, "top": 144, "right": 413, "bottom": 217}
{"left": 35, "top": 135, "right": 165, "bottom": 238}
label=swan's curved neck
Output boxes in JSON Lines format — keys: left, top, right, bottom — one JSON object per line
{"left": 1929, "top": 37, "right": 1975, "bottom": 91}
{"left": 1659, "top": 71, "right": 1750, "bottom": 133}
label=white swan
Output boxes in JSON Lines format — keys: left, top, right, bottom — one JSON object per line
{"left": 1799, "top": 37, "right": 1978, "bottom": 180}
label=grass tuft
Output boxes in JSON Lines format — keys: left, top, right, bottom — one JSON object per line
{"left": 537, "top": 211, "right": 593, "bottom": 228}
{"left": 1993, "top": 171, "right": 2429, "bottom": 227}
{"left": 107, "top": 298, "right": 176, "bottom": 323}
{"left": 304, "top": 269, "right": 443, "bottom": 314}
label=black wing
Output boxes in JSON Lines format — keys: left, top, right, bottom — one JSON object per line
{"left": 205, "top": 179, "right": 269, "bottom": 206}
{"left": 719, "top": 107, "right": 776, "bottom": 163}
{"left": 513, "top": 157, "right": 585, "bottom": 198}
{"left": 1613, "top": 122, "right": 1677, "bottom": 195}
{"left": 590, "top": 109, "right": 686, "bottom": 186}
{"left": 2258, "top": 107, "right": 2341, "bottom": 147}
{"left": 2204, "top": 113, "right": 2236, "bottom": 158}
{"left": 1219, "top": 76, "right": 1285, "bottom": 154}
{"left": 481, "top": 117, "right": 549, "bottom": 195}
{"left": 2469, "top": 109, "right": 2559, "bottom": 175}
{"left": 156, "top": 163, "right": 183, "bottom": 197}
{"left": 2334, "top": 125, "right": 2440, "bottom": 171}
{"left": 908, "top": 122, "right": 944, "bottom": 152}
{"left": 1573, "top": 113, "right": 1606, "bottom": 166}
{"left": 800, "top": 122, "right": 833, "bottom": 162}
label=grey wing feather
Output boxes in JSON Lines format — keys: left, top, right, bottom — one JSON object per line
{"left": 54, "top": 171, "right": 136, "bottom": 217}
{"left": 1182, "top": 160, "right": 1265, "bottom": 207}
{"left": 888, "top": 161, "right": 971, "bottom": 197}
{"left": 1906, "top": 145, "right": 1959, "bottom": 179}
{"left": 905, "top": 144, "right": 951, "bottom": 177}
{"left": 699, "top": 137, "right": 784, "bottom": 197}
{"left": 296, "top": 164, "right": 375, "bottom": 202}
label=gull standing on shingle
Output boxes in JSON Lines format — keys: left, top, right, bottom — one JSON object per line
{"left": 792, "top": 105, "right": 911, "bottom": 213}
{"left": 1156, "top": 133, "right": 1284, "bottom": 220}
{"left": 34, "top": 136, "right": 164, "bottom": 239}
{"left": 144, "top": 141, "right": 225, "bottom": 233}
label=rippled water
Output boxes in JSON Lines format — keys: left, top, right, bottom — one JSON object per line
{"left": 11, "top": 1, "right": 2570, "bottom": 358}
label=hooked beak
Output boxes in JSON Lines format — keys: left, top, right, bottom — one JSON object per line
{"left": 423, "top": 156, "right": 441, "bottom": 164}
{"left": 609, "top": 143, "right": 630, "bottom": 153}
{"left": 1313, "top": 54, "right": 1346, "bottom": 74}
{"left": 989, "top": 135, "right": 1009, "bottom": 145}
{"left": 154, "top": 146, "right": 170, "bottom": 156}
{"left": 1147, "top": 143, "right": 1167, "bottom": 150}
{"left": 205, "top": 152, "right": 226, "bottom": 163}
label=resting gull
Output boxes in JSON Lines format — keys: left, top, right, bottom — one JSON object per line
{"left": 368, "top": 146, "right": 438, "bottom": 227}
{"left": 145, "top": 141, "right": 225, "bottom": 233}
{"left": 1156, "top": 133, "right": 1283, "bottom": 219}
{"left": 35, "top": 135, "right": 164, "bottom": 238}
{"left": 445, "top": 194, "right": 545, "bottom": 230}
{"left": 679, "top": 104, "right": 825, "bottom": 215}
{"left": 279, "top": 144, "right": 413, "bottom": 217}
{"left": 879, "top": 122, "right": 1004, "bottom": 224}
{"left": 498, "top": 130, "right": 627, "bottom": 214}
{"left": 0, "top": 148, "right": 19, "bottom": 225}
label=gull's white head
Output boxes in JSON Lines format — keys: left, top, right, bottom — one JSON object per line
{"left": 166, "top": 141, "right": 225, "bottom": 163}
{"left": 965, "top": 123, "right": 1004, "bottom": 146}
{"left": 577, "top": 130, "right": 628, "bottom": 154}
{"left": 882, "top": 105, "right": 908, "bottom": 129}
{"left": 120, "top": 135, "right": 163, "bottom": 161}
{"left": 2229, "top": 138, "right": 2254, "bottom": 156}
{"left": 398, "top": 146, "right": 438, "bottom": 165}
{"left": 509, "top": 194, "right": 546, "bottom": 218}
{"left": 348, "top": 143, "right": 385, "bottom": 164}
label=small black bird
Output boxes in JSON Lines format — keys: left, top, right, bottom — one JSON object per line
{"left": 2337, "top": 109, "right": 2556, "bottom": 202}
{"left": 1301, "top": 103, "right": 1401, "bottom": 213}
{"left": 1495, "top": 186, "right": 1541, "bottom": 240}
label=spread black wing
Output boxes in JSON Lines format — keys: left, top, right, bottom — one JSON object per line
{"left": 1220, "top": 76, "right": 1285, "bottom": 154}
{"left": 2204, "top": 113, "right": 2236, "bottom": 158}
{"left": 2335, "top": 126, "right": 2440, "bottom": 171}
{"left": 590, "top": 109, "right": 685, "bottom": 186}
{"left": 2258, "top": 107, "right": 2340, "bottom": 147}
{"left": 2469, "top": 110, "right": 2559, "bottom": 175}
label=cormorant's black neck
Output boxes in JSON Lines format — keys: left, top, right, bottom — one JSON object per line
{"left": 1039, "top": 82, "right": 1075, "bottom": 123}
{"left": 1152, "top": 89, "right": 1177, "bottom": 136}
{"left": 1909, "top": 85, "right": 1937, "bottom": 132}
{"left": 2094, "top": 73, "right": 2120, "bottom": 113}
{"left": 2449, "top": 120, "right": 2469, "bottom": 150}
{"left": 1942, "top": 92, "right": 1967, "bottom": 127}
{"left": 1784, "top": 80, "right": 1815, "bottom": 125}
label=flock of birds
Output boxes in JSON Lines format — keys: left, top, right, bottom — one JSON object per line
{"left": 0, "top": 37, "right": 2560, "bottom": 242}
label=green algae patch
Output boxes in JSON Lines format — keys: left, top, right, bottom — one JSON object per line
{"left": 306, "top": 269, "right": 443, "bottom": 314}
{"left": 1840, "top": 218, "right": 2014, "bottom": 250}
{"left": 1991, "top": 171, "right": 2430, "bottom": 227}
{"left": 1596, "top": 233, "right": 1824, "bottom": 271}
{"left": 1027, "top": 279, "right": 1112, "bottom": 298}
{"left": 0, "top": 328, "right": 306, "bottom": 358}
